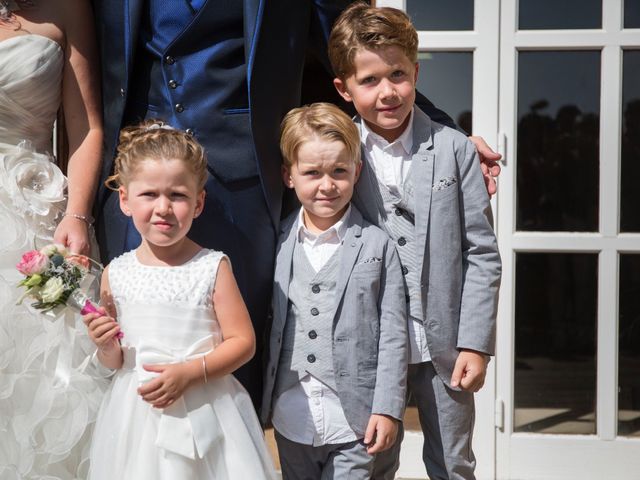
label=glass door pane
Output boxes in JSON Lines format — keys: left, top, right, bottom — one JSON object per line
{"left": 406, "top": 0, "right": 473, "bottom": 30}
{"left": 519, "top": 0, "right": 602, "bottom": 29}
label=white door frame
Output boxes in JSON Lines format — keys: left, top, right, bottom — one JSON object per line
{"left": 495, "top": 0, "right": 640, "bottom": 478}
{"left": 376, "top": 1, "right": 501, "bottom": 478}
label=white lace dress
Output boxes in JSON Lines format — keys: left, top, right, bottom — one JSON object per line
{"left": 0, "top": 35, "right": 109, "bottom": 480}
{"left": 88, "top": 249, "right": 276, "bottom": 480}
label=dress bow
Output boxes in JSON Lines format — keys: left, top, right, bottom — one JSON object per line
{"left": 135, "top": 335, "right": 221, "bottom": 459}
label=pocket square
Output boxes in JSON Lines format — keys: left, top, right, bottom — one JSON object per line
{"left": 432, "top": 176, "right": 457, "bottom": 191}
{"left": 360, "top": 257, "right": 382, "bottom": 264}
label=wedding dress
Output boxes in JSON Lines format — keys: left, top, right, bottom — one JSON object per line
{"left": 0, "top": 34, "right": 109, "bottom": 479}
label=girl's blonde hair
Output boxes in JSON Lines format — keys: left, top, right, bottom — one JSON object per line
{"left": 280, "top": 103, "right": 361, "bottom": 169}
{"left": 106, "top": 120, "right": 208, "bottom": 190}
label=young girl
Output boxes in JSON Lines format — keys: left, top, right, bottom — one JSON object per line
{"left": 83, "top": 121, "right": 276, "bottom": 479}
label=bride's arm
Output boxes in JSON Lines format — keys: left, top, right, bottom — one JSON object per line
{"left": 54, "top": 0, "right": 103, "bottom": 255}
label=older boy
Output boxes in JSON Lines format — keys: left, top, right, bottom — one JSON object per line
{"left": 261, "top": 103, "right": 408, "bottom": 480}
{"left": 329, "top": 4, "right": 502, "bottom": 480}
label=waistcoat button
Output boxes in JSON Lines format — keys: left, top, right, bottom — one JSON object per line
{"left": 394, "top": 208, "right": 403, "bottom": 216}
{"left": 185, "top": 128, "right": 194, "bottom": 136}
{"left": 168, "top": 79, "right": 178, "bottom": 89}
{"left": 165, "top": 55, "right": 175, "bottom": 65}
{"left": 398, "top": 237, "right": 407, "bottom": 246}
{"left": 402, "top": 266, "right": 409, "bottom": 275}
{"left": 175, "top": 103, "right": 184, "bottom": 113}
{"left": 308, "top": 330, "right": 317, "bottom": 339}
{"left": 311, "top": 284, "right": 320, "bottom": 294}
{"left": 310, "top": 307, "right": 319, "bottom": 316}
{"left": 307, "top": 354, "right": 316, "bottom": 363}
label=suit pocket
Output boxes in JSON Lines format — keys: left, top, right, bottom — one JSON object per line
{"left": 351, "top": 261, "right": 382, "bottom": 278}
{"left": 431, "top": 182, "right": 459, "bottom": 204}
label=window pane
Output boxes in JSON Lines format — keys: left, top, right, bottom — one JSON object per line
{"left": 519, "top": 0, "right": 601, "bottom": 29}
{"left": 625, "top": 0, "right": 640, "bottom": 28}
{"left": 516, "top": 51, "right": 600, "bottom": 232}
{"left": 619, "top": 254, "right": 640, "bottom": 437}
{"left": 407, "top": 0, "right": 473, "bottom": 31}
{"left": 621, "top": 51, "right": 640, "bottom": 232}
{"left": 514, "top": 253, "right": 598, "bottom": 434}
{"left": 417, "top": 52, "right": 473, "bottom": 133}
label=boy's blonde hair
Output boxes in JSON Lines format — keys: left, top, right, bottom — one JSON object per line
{"left": 106, "top": 120, "right": 208, "bottom": 190}
{"left": 280, "top": 103, "right": 361, "bottom": 169}
{"left": 328, "top": 2, "right": 418, "bottom": 80}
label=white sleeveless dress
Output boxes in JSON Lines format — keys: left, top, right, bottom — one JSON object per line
{"left": 0, "top": 35, "right": 110, "bottom": 479}
{"left": 88, "top": 249, "right": 276, "bottom": 480}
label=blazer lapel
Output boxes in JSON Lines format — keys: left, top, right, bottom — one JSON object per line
{"left": 244, "top": 0, "right": 264, "bottom": 86}
{"left": 125, "top": 0, "right": 144, "bottom": 78}
{"left": 410, "top": 109, "right": 435, "bottom": 283}
{"left": 272, "top": 216, "right": 298, "bottom": 332}
{"left": 327, "top": 209, "right": 364, "bottom": 322}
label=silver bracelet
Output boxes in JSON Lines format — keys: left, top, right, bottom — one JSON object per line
{"left": 202, "top": 355, "right": 208, "bottom": 383}
{"left": 63, "top": 212, "right": 95, "bottom": 225}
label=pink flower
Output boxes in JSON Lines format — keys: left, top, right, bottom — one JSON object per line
{"left": 66, "top": 254, "right": 91, "bottom": 271}
{"left": 16, "top": 250, "right": 49, "bottom": 275}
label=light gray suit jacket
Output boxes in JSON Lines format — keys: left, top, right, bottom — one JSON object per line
{"left": 353, "top": 108, "right": 502, "bottom": 388}
{"left": 261, "top": 206, "right": 408, "bottom": 437}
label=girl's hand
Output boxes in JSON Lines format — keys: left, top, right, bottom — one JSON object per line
{"left": 138, "top": 363, "right": 192, "bottom": 409}
{"left": 82, "top": 308, "right": 121, "bottom": 354}
{"left": 54, "top": 215, "right": 91, "bottom": 255}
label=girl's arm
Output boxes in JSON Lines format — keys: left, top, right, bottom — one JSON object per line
{"left": 187, "top": 258, "right": 256, "bottom": 383}
{"left": 83, "top": 266, "right": 124, "bottom": 370}
{"left": 53, "top": 0, "right": 104, "bottom": 255}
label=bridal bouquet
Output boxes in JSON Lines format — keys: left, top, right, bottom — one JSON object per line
{"left": 16, "top": 243, "right": 101, "bottom": 316}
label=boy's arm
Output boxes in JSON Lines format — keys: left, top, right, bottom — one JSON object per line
{"left": 371, "top": 240, "right": 408, "bottom": 421}
{"left": 456, "top": 140, "right": 502, "bottom": 356}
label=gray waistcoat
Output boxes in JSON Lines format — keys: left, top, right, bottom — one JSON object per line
{"left": 377, "top": 170, "right": 424, "bottom": 320}
{"left": 274, "top": 240, "right": 341, "bottom": 397}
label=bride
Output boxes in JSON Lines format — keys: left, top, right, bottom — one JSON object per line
{"left": 0, "top": 0, "right": 107, "bottom": 478}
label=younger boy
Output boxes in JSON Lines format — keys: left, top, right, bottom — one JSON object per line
{"left": 329, "top": 4, "right": 502, "bottom": 480}
{"left": 261, "top": 102, "right": 408, "bottom": 480}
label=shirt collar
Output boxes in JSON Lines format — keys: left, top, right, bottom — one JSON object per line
{"left": 297, "top": 204, "right": 351, "bottom": 243}
{"left": 360, "top": 107, "right": 414, "bottom": 155}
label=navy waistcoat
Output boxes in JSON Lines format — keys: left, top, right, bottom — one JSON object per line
{"left": 127, "top": 0, "right": 256, "bottom": 181}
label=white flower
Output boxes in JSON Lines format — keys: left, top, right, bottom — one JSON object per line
{"left": 0, "top": 141, "right": 67, "bottom": 219}
{"left": 40, "top": 243, "right": 68, "bottom": 257}
{"left": 40, "top": 277, "right": 65, "bottom": 303}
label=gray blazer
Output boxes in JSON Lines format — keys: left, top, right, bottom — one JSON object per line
{"left": 353, "top": 108, "right": 502, "bottom": 387}
{"left": 261, "top": 206, "right": 408, "bottom": 437}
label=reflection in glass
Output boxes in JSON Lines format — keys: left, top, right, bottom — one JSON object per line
{"left": 619, "top": 255, "right": 640, "bottom": 437}
{"left": 625, "top": 0, "right": 640, "bottom": 28}
{"left": 519, "top": 0, "right": 601, "bottom": 29}
{"left": 417, "top": 52, "right": 473, "bottom": 133}
{"left": 621, "top": 51, "right": 640, "bottom": 232}
{"left": 407, "top": 0, "right": 473, "bottom": 31}
{"left": 514, "top": 253, "right": 597, "bottom": 434}
{"left": 516, "top": 51, "right": 600, "bottom": 232}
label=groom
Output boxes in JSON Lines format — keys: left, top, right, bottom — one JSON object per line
{"left": 91, "top": 0, "right": 500, "bottom": 406}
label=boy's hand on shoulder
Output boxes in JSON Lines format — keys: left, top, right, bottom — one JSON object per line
{"left": 468, "top": 136, "right": 502, "bottom": 197}
{"left": 364, "top": 414, "right": 399, "bottom": 455}
{"left": 451, "top": 349, "right": 489, "bottom": 392}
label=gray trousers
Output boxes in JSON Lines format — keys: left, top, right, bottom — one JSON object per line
{"left": 275, "top": 430, "right": 375, "bottom": 480}
{"left": 372, "top": 361, "right": 476, "bottom": 480}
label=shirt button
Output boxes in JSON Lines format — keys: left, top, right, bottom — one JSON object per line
{"left": 307, "top": 354, "right": 316, "bottom": 363}
{"left": 175, "top": 103, "right": 184, "bottom": 113}
{"left": 311, "top": 284, "right": 320, "bottom": 294}
{"left": 168, "top": 79, "right": 178, "bottom": 89}
{"left": 394, "top": 208, "right": 403, "bottom": 216}
{"left": 165, "top": 55, "right": 175, "bottom": 65}
{"left": 402, "top": 266, "right": 409, "bottom": 275}
{"left": 185, "top": 128, "right": 194, "bottom": 136}
{"left": 398, "top": 237, "right": 407, "bottom": 246}
{"left": 308, "top": 330, "right": 317, "bottom": 339}
{"left": 310, "top": 307, "right": 319, "bottom": 316}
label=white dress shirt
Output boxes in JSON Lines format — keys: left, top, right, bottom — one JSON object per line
{"left": 272, "top": 206, "right": 359, "bottom": 446}
{"left": 360, "top": 110, "right": 431, "bottom": 364}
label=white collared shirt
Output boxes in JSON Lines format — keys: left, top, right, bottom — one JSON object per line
{"left": 272, "top": 206, "right": 359, "bottom": 446}
{"left": 360, "top": 109, "right": 431, "bottom": 364}
{"left": 360, "top": 108, "right": 415, "bottom": 196}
